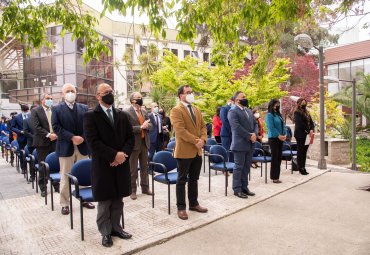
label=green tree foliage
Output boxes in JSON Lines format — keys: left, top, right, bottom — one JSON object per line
{"left": 151, "top": 51, "right": 290, "bottom": 121}
{"left": 333, "top": 74, "right": 370, "bottom": 120}
{"left": 0, "top": 0, "right": 110, "bottom": 63}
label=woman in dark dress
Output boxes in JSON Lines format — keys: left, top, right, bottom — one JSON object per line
{"left": 293, "top": 98, "right": 314, "bottom": 175}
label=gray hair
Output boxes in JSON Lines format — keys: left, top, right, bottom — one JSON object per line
{"left": 129, "top": 92, "right": 142, "bottom": 103}
{"left": 62, "top": 83, "right": 76, "bottom": 93}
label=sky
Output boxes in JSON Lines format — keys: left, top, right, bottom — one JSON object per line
{"left": 83, "top": 1, "right": 370, "bottom": 44}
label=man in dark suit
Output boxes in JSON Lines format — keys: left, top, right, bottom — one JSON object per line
{"left": 11, "top": 104, "right": 30, "bottom": 150}
{"left": 124, "top": 92, "right": 153, "bottom": 200}
{"left": 170, "top": 85, "right": 208, "bottom": 220}
{"left": 228, "top": 91, "right": 258, "bottom": 199}
{"left": 148, "top": 102, "right": 164, "bottom": 161}
{"left": 7, "top": 112, "right": 17, "bottom": 165}
{"left": 52, "top": 83, "right": 94, "bottom": 215}
{"left": 220, "top": 97, "right": 234, "bottom": 161}
{"left": 23, "top": 105, "right": 37, "bottom": 178}
{"left": 84, "top": 83, "right": 134, "bottom": 248}
{"left": 31, "top": 94, "right": 58, "bottom": 196}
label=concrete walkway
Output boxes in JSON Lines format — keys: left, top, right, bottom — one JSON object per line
{"left": 137, "top": 171, "right": 370, "bottom": 255}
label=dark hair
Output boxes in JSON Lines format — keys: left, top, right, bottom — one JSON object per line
{"left": 267, "top": 99, "right": 281, "bottom": 115}
{"left": 177, "top": 85, "right": 190, "bottom": 97}
{"left": 252, "top": 107, "right": 259, "bottom": 114}
{"left": 216, "top": 107, "right": 221, "bottom": 116}
{"left": 232, "top": 91, "right": 243, "bottom": 101}
{"left": 159, "top": 108, "right": 166, "bottom": 117}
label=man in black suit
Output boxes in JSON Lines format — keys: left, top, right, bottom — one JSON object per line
{"left": 84, "top": 83, "right": 134, "bottom": 247}
{"left": 148, "top": 102, "right": 164, "bottom": 161}
{"left": 23, "top": 104, "right": 37, "bottom": 179}
{"left": 52, "top": 83, "right": 94, "bottom": 215}
{"left": 31, "top": 94, "right": 58, "bottom": 196}
{"left": 11, "top": 104, "right": 30, "bottom": 150}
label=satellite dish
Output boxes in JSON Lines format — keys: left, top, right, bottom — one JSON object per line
{"left": 294, "top": 34, "right": 313, "bottom": 49}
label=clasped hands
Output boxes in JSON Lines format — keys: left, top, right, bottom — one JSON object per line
{"left": 250, "top": 133, "right": 257, "bottom": 143}
{"left": 278, "top": 135, "right": 287, "bottom": 141}
{"left": 195, "top": 138, "right": 204, "bottom": 149}
{"left": 141, "top": 119, "right": 150, "bottom": 130}
{"left": 110, "top": 151, "right": 128, "bottom": 167}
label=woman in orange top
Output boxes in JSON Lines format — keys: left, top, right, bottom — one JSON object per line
{"left": 212, "top": 107, "right": 222, "bottom": 143}
{"left": 253, "top": 108, "right": 264, "bottom": 143}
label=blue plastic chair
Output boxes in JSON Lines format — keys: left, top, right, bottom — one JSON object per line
{"left": 149, "top": 151, "right": 178, "bottom": 214}
{"left": 203, "top": 138, "right": 218, "bottom": 173}
{"left": 20, "top": 145, "right": 30, "bottom": 181}
{"left": 208, "top": 145, "right": 235, "bottom": 196}
{"left": 282, "top": 141, "right": 298, "bottom": 174}
{"left": 170, "top": 137, "right": 176, "bottom": 142}
{"left": 39, "top": 152, "right": 60, "bottom": 209}
{"left": 66, "top": 159, "right": 93, "bottom": 241}
{"left": 166, "top": 141, "right": 176, "bottom": 152}
{"left": 252, "top": 141, "right": 272, "bottom": 184}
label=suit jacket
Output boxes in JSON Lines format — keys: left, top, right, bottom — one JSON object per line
{"left": 228, "top": 106, "right": 258, "bottom": 152}
{"left": 23, "top": 117, "right": 34, "bottom": 148}
{"left": 294, "top": 111, "right": 314, "bottom": 139}
{"left": 31, "top": 106, "right": 53, "bottom": 148}
{"left": 170, "top": 103, "right": 207, "bottom": 158}
{"left": 51, "top": 102, "right": 89, "bottom": 157}
{"left": 84, "top": 105, "right": 135, "bottom": 201}
{"left": 11, "top": 113, "right": 30, "bottom": 143}
{"left": 220, "top": 104, "right": 232, "bottom": 137}
{"left": 148, "top": 112, "right": 163, "bottom": 143}
{"left": 124, "top": 106, "right": 152, "bottom": 150}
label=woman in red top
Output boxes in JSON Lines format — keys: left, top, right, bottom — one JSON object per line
{"left": 212, "top": 107, "right": 222, "bottom": 143}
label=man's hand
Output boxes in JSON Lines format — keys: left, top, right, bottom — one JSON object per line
{"left": 71, "top": 136, "right": 84, "bottom": 145}
{"left": 250, "top": 133, "right": 257, "bottom": 143}
{"left": 49, "top": 133, "right": 58, "bottom": 141}
{"left": 278, "top": 135, "right": 287, "bottom": 141}
{"left": 195, "top": 138, "right": 205, "bottom": 149}
{"left": 141, "top": 119, "right": 150, "bottom": 130}
{"left": 114, "top": 152, "right": 126, "bottom": 164}
{"left": 110, "top": 161, "right": 119, "bottom": 167}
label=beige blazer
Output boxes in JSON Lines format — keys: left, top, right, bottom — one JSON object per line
{"left": 170, "top": 103, "right": 207, "bottom": 159}
{"left": 124, "top": 106, "right": 152, "bottom": 150}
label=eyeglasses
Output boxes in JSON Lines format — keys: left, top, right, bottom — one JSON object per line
{"left": 183, "top": 91, "right": 193, "bottom": 95}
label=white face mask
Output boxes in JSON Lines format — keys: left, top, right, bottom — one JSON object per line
{"left": 185, "top": 93, "right": 195, "bottom": 104}
{"left": 254, "top": 113, "right": 260, "bottom": 119}
{"left": 153, "top": 107, "right": 159, "bottom": 113}
{"left": 65, "top": 92, "right": 76, "bottom": 103}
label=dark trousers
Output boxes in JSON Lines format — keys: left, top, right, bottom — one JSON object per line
{"left": 24, "top": 146, "right": 35, "bottom": 174}
{"left": 176, "top": 155, "right": 202, "bottom": 210}
{"left": 9, "top": 135, "right": 14, "bottom": 163}
{"left": 221, "top": 136, "right": 234, "bottom": 162}
{"left": 37, "top": 143, "right": 56, "bottom": 191}
{"left": 97, "top": 198, "right": 123, "bottom": 236}
{"left": 296, "top": 136, "right": 309, "bottom": 170}
{"left": 232, "top": 150, "right": 253, "bottom": 193}
{"left": 149, "top": 133, "right": 164, "bottom": 161}
{"left": 268, "top": 138, "right": 283, "bottom": 180}
{"left": 17, "top": 139, "right": 27, "bottom": 150}
{"left": 215, "top": 136, "right": 221, "bottom": 144}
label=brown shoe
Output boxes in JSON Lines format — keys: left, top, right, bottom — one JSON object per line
{"left": 177, "top": 210, "right": 188, "bottom": 220}
{"left": 61, "top": 206, "right": 69, "bottom": 215}
{"left": 82, "top": 202, "right": 95, "bottom": 209}
{"left": 189, "top": 205, "right": 208, "bottom": 213}
{"left": 142, "top": 190, "right": 153, "bottom": 195}
{"left": 130, "top": 192, "right": 137, "bottom": 200}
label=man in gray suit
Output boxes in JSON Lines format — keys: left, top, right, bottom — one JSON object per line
{"left": 228, "top": 91, "right": 259, "bottom": 199}
{"left": 124, "top": 92, "right": 153, "bottom": 200}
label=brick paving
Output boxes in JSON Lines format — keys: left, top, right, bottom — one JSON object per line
{"left": 0, "top": 155, "right": 329, "bottom": 255}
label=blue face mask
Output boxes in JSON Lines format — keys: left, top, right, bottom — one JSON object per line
{"left": 153, "top": 107, "right": 159, "bottom": 113}
{"left": 231, "top": 104, "right": 236, "bottom": 109}
{"left": 45, "top": 99, "right": 53, "bottom": 108}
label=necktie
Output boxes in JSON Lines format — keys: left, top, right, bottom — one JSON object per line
{"left": 106, "top": 109, "right": 114, "bottom": 125}
{"left": 156, "top": 115, "right": 161, "bottom": 134}
{"left": 136, "top": 109, "right": 145, "bottom": 138}
{"left": 187, "top": 105, "right": 196, "bottom": 125}
{"left": 46, "top": 109, "right": 54, "bottom": 133}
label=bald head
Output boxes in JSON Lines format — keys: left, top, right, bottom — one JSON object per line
{"left": 96, "top": 83, "right": 112, "bottom": 95}
{"left": 96, "top": 83, "right": 114, "bottom": 107}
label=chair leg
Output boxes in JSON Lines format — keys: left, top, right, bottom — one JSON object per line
{"left": 44, "top": 177, "right": 47, "bottom": 206}
{"left": 35, "top": 170, "right": 38, "bottom": 193}
{"left": 286, "top": 160, "right": 288, "bottom": 169}
{"left": 208, "top": 166, "right": 211, "bottom": 192}
{"left": 168, "top": 183, "right": 170, "bottom": 215}
{"left": 260, "top": 164, "right": 262, "bottom": 177}
{"left": 69, "top": 181, "right": 73, "bottom": 230}
{"left": 121, "top": 207, "right": 124, "bottom": 229}
{"left": 265, "top": 163, "right": 267, "bottom": 184}
{"left": 50, "top": 181, "right": 54, "bottom": 211}
{"left": 225, "top": 170, "right": 227, "bottom": 196}
{"left": 203, "top": 152, "right": 205, "bottom": 173}
{"left": 80, "top": 201, "right": 84, "bottom": 241}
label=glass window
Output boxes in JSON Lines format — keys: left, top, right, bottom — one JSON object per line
{"left": 351, "top": 59, "right": 364, "bottom": 81}
{"left": 163, "top": 48, "right": 169, "bottom": 56}
{"left": 63, "top": 33, "right": 75, "bottom": 53}
{"left": 125, "top": 44, "right": 134, "bottom": 63}
{"left": 64, "top": 74, "right": 76, "bottom": 85}
{"left": 339, "top": 62, "right": 350, "bottom": 81}
{"left": 77, "top": 39, "right": 85, "bottom": 54}
{"left": 52, "top": 35, "right": 63, "bottom": 55}
{"left": 191, "top": 51, "right": 199, "bottom": 58}
{"left": 64, "top": 54, "right": 76, "bottom": 74}
{"left": 54, "top": 55, "right": 64, "bottom": 75}
{"left": 126, "top": 70, "right": 140, "bottom": 94}
{"left": 171, "top": 49, "right": 178, "bottom": 56}
{"left": 140, "top": 46, "right": 147, "bottom": 55}
{"left": 76, "top": 54, "right": 86, "bottom": 74}
{"left": 327, "top": 64, "right": 340, "bottom": 95}
{"left": 184, "top": 50, "right": 190, "bottom": 57}
{"left": 40, "top": 56, "right": 53, "bottom": 76}
{"left": 365, "top": 58, "right": 370, "bottom": 74}
{"left": 203, "top": 53, "right": 209, "bottom": 63}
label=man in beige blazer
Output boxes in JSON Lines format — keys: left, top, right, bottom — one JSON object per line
{"left": 125, "top": 92, "right": 153, "bottom": 200}
{"left": 170, "top": 85, "right": 208, "bottom": 220}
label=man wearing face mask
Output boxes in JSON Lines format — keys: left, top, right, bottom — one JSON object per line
{"left": 11, "top": 104, "right": 30, "bottom": 150}
{"left": 170, "top": 85, "right": 208, "bottom": 220}
{"left": 31, "top": 93, "right": 59, "bottom": 196}
{"left": 52, "top": 83, "right": 94, "bottom": 215}
{"left": 84, "top": 83, "right": 134, "bottom": 247}
{"left": 148, "top": 102, "right": 164, "bottom": 161}
{"left": 124, "top": 92, "right": 153, "bottom": 200}
{"left": 228, "top": 91, "right": 258, "bottom": 199}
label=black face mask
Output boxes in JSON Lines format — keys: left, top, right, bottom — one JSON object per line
{"left": 275, "top": 105, "right": 280, "bottom": 112}
{"left": 135, "top": 98, "right": 143, "bottom": 106}
{"left": 301, "top": 104, "right": 306, "bottom": 110}
{"left": 102, "top": 92, "right": 114, "bottom": 105}
{"left": 239, "top": 99, "right": 249, "bottom": 107}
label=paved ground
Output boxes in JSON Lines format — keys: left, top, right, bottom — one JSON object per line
{"left": 1, "top": 153, "right": 368, "bottom": 255}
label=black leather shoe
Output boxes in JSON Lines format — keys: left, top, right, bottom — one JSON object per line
{"left": 299, "top": 169, "right": 309, "bottom": 175}
{"left": 102, "top": 235, "right": 113, "bottom": 247}
{"left": 41, "top": 190, "right": 46, "bottom": 197}
{"left": 234, "top": 192, "right": 248, "bottom": 199}
{"left": 111, "top": 230, "right": 132, "bottom": 239}
{"left": 53, "top": 185, "right": 60, "bottom": 193}
{"left": 242, "top": 188, "right": 255, "bottom": 196}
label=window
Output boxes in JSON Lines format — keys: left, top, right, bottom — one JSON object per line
{"left": 339, "top": 62, "right": 350, "bottom": 81}
{"left": 63, "top": 33, "right": 75, "bottom": 53}
{"left": 365, "top": 58, "right": 370, "bottom": 74}
{"left": 184, "top": 50, "right": 190, "bottom": 57}
{"left": 125, "top": 44, "right": 134, "bottom": 63}
{"left": 351, "top": 59, "right": 364, "bottom": 81}
{"left": 127, "top": 70, "right": 140, "bottom": 94}
{"left": 203, "top": 53, "right": 209, "bottom": 63}
{"left": 171, "top": 49, "right": 178, "bottom": 56}
{"left": 191, "top": 51, "right": 199, "bottom": 58}
{"left": 163, "top": 48, "right": 169, "bottom": 56}
{"left": 140, "top": 45, "right": 147, "bottom": 55}
{"left": 64, "top": 54, "right": 76, "bottom": 74}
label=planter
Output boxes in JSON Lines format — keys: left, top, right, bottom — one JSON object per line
{"left": 307, "top": 137, "right": 350, "bottom": 165}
